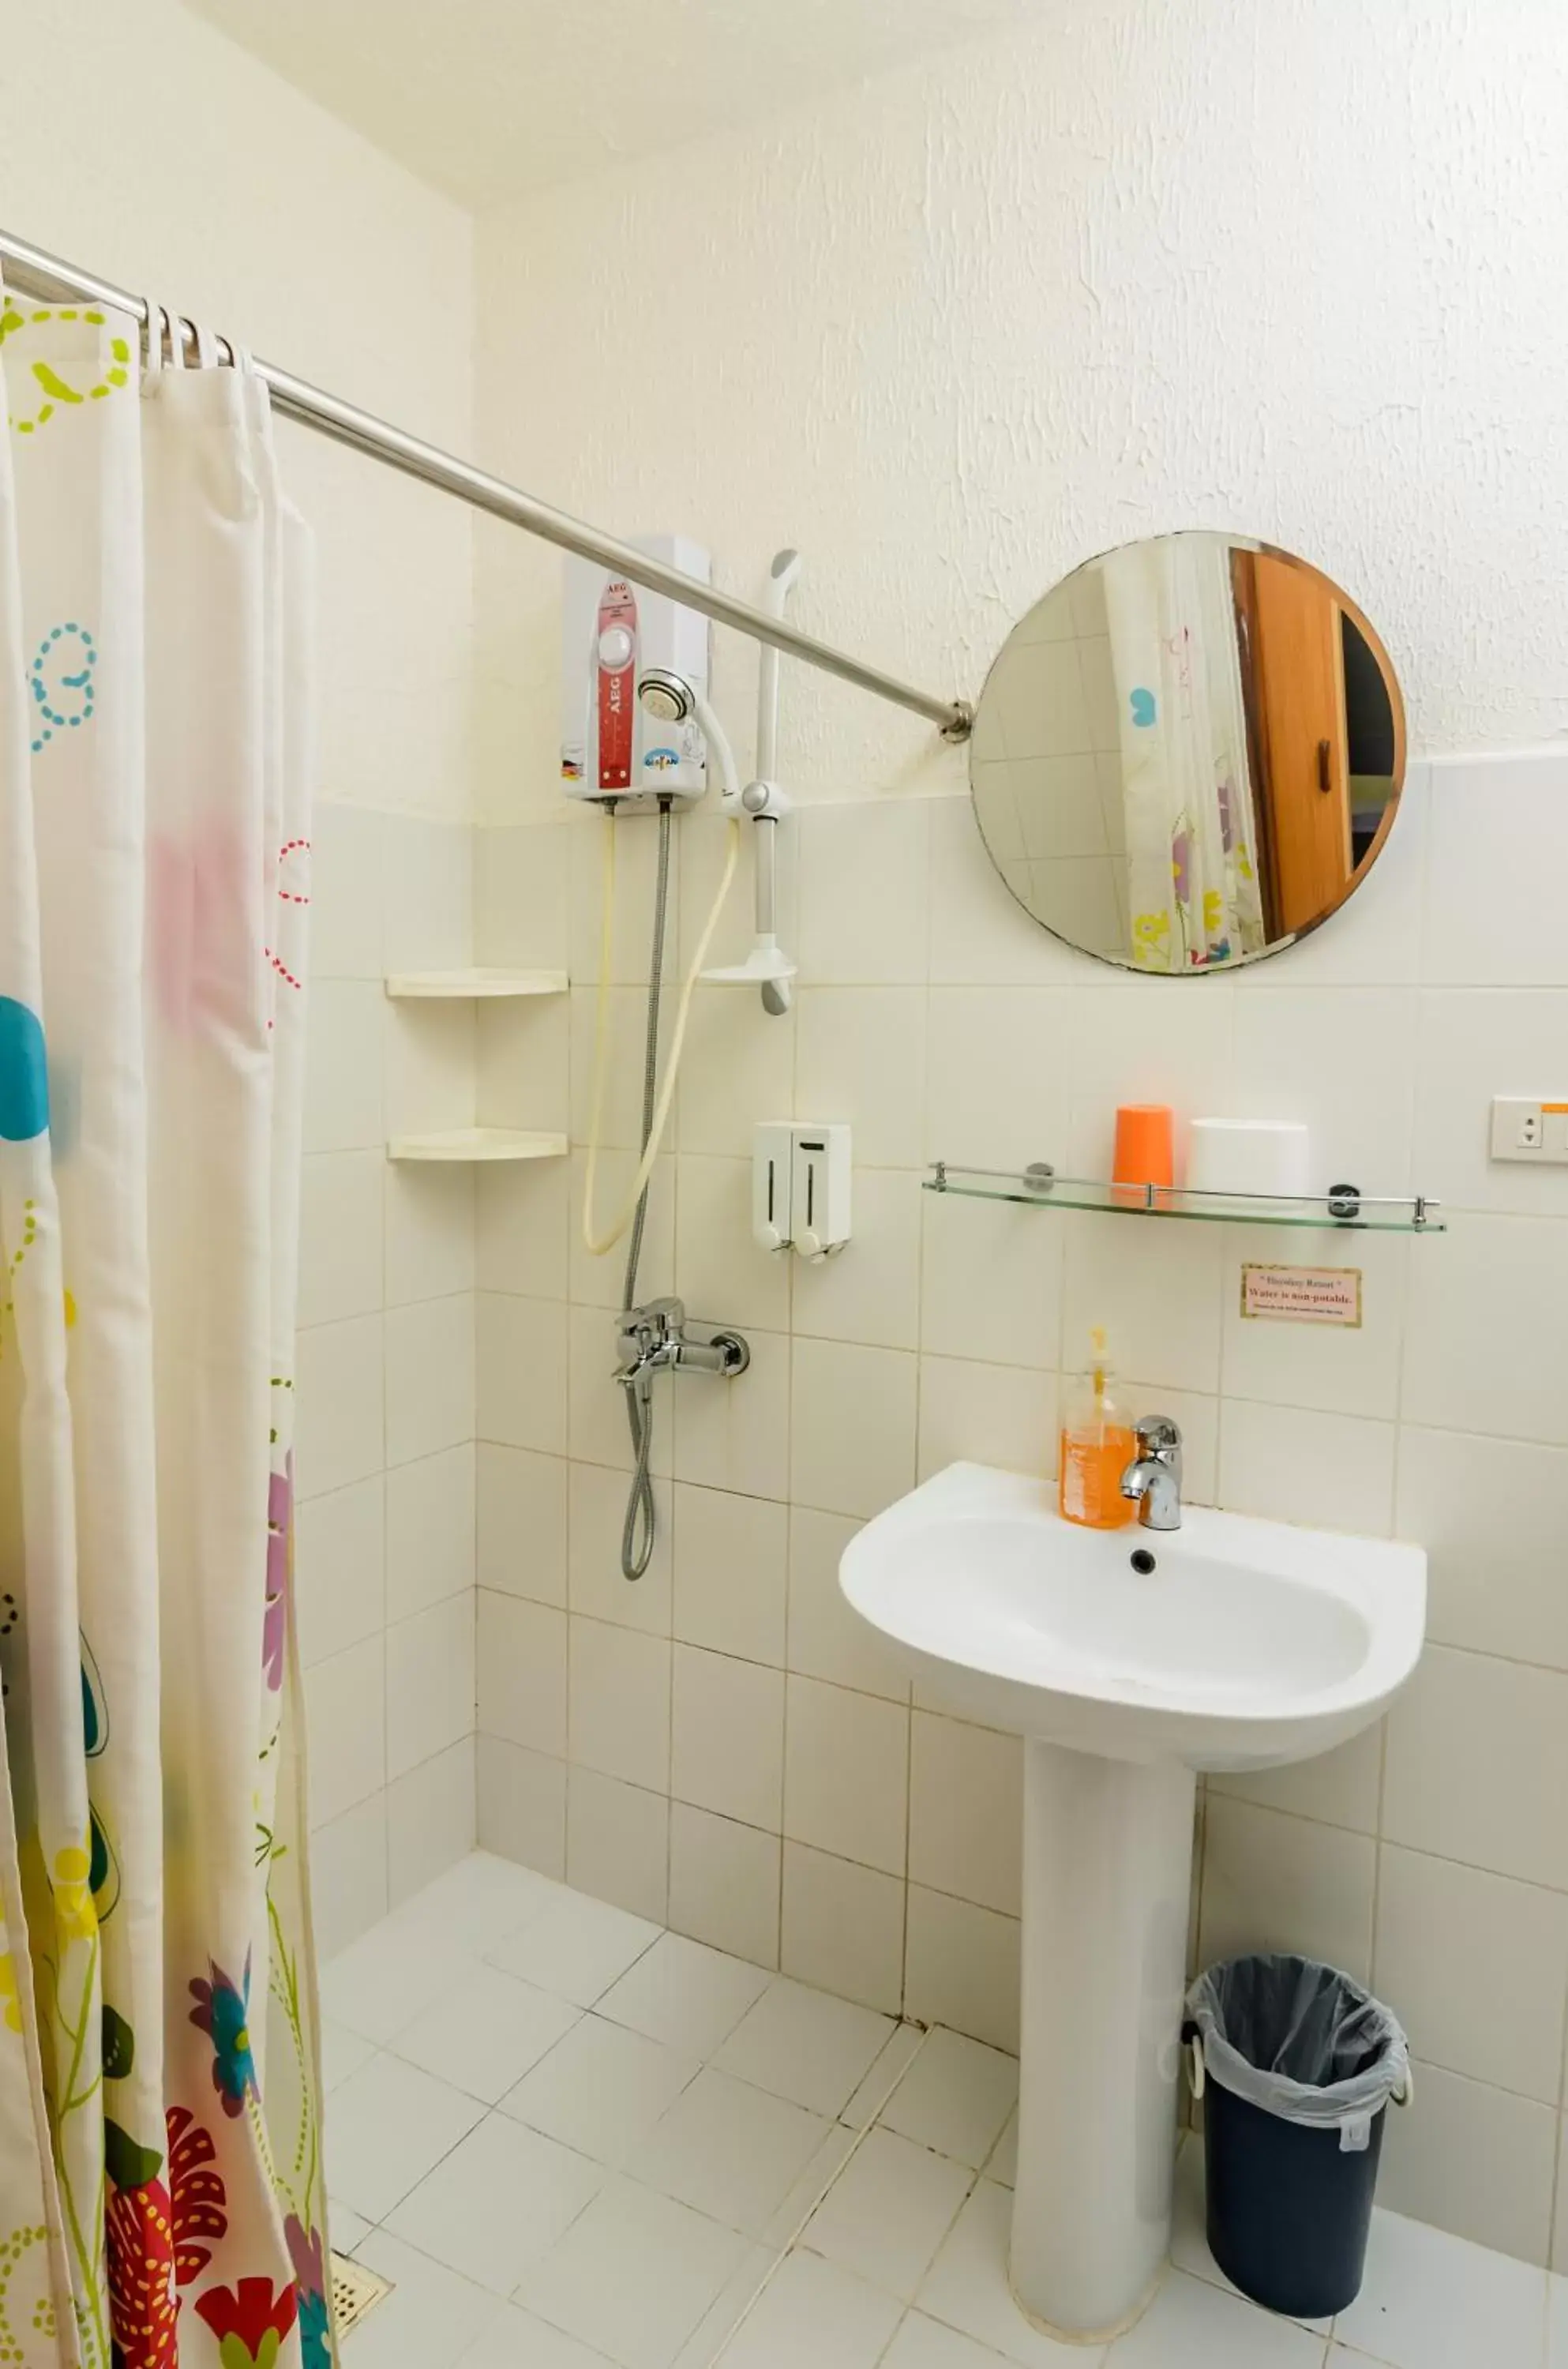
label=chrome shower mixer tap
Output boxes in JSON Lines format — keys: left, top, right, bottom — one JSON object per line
{"left": 614, "top": 1297, "right": 751, "bottom": 1403}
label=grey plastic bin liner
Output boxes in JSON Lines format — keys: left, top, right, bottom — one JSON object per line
{"left": 1185, "top": 1952, "right": 1410, "bottom": 2153}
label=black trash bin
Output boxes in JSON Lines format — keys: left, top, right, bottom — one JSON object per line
{"left": 1184, "top": 1953, "right": 1410, "bottom": 2322}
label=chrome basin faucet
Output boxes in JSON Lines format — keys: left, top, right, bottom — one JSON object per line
{"left": 1121, "top": 1414, "right": 1183, "bottom": 1532}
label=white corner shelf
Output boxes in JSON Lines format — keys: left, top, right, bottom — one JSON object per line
{"left": 384, "top": 967, "right": 568, "bottom": 1000}
{"left": 387, "top": 1128, "right": 568, "bottom": 1164}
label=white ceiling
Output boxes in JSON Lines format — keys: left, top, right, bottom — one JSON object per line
{"left": 182, "top": 0, "right": 1036, "bottom": 209}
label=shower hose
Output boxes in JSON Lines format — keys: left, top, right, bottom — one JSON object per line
{"left": 580, "top": 799, "right": 740, "bottom": 1579}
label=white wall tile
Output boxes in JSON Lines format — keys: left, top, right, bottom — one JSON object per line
{"left": 384, "top": 1003, "right": 478, "bottom": 1138}
{"left": 1199, "top": 1796, "right": 1376, "bottom": 1982}
{"left": 903, "top": 1887, "right": 1021, "bottom": 2053}
{"left": 386, "top": 1163, "right": 476, "bottom": 1305}
{"left": 673, "top": 1483, "right": 787, "bottom": 1666}
{"left": 1061, "top": 1211, "right": 1225, "bottom": 1394}
{"left": 477, "top": 1735, "right": 567, "bottom": 1879}
{"left": 566, "top": 1765, "right": 670, "bottom": 1925}
{"left": 924, "top": 986, "right": 1076, "bottom": 1170}
{"left": 295, "top": 1476, "right": 385, "bottom": 1668}
{"left": 572, "top": 1149, "right": 675, "bottom": 1312}
{"left": 306, "top": 1635, "right": 386, "bottom": 1826}
{"left": 478, "top": 1591, "right": 567, "bottom": 1758}
{"left": 791, "top": 1338, "right": 916, "bottom": 1519}
{"left": 386, "top": 1593, "right": 475, "bottom": 1780}
{"left": 568, "top": 986, "right": 651, "bottom": 1150}
{"left": 384, "top": 816, "right": 472, "bottom": 974}
{"left": 909, "top": 1714, "right": 1022, "bottom": 1917}
{"left": 310, "top": 801, "right": 384, "bottom": 978}
{"left": 673, "top": 1153, "right": 790, "bottom": 1333}
{"left": 569, "top": 1458, "right": 672, "bottom": 1634}
{"left": 781, "top": 1842, "right": 905, "bottom": 2016}
{"left": 920, "top": 1192, "right": 1061, "bottom": 1370}
{"left": 568, "top": 1615, "right": 671, "bottom": 1793}
{"left": 480, "top": 1293, "right": 568, "bottom": 1454}
{"left": 673, "top": 1324, "right": 790, "bottom": 1500}
{"left": 1382, "top": 1645, "right": 1568, "bottom": 1890}
{"left": 1379, "top": 2059, "right": 1558, "bottom": 2265}
{"left": 296, "top": 1315, "right": 384, "bottom": 1500}
{"left": 1422, "top": 752, "right": 1568, "bottom": 987}
{"left": 1230, "top": 987, "right": 1418, "bottom": 1195}
{"left": 305, "top": 982, "right": 384, "bottom": 1153}
{"left": 1373, "top": 1846, "right": 1568, "bottom": 2101}
{"left": 1396, "top": 1428, "right": 1568, "bottom": 1669}
{"left": 1217, "top": 1400, "right": 1396, "bottom": 1536}
{"left": 1208, "top": 1721, "right": 1382, "bottom": 1835}
{"left": 792, "top": 1167, "right": 922, "bottom": 1353}
{"left": 477, "top": 996, "right": 568, "bottom": 1139}
{"left": 668, "top": 1803, "right": 782, "bottom": 1969}
{"left": 388, "top": 1736, "right": 476, "bottom": 1907}
{"left": 786, "top": 1507, "right": 910, "bottom": 1704}
{"left": 672, "top": 1645, "right": 785, "bottom": 1830}
{"left": 796, "top": 800, "right": 931, "bottom": 985}
{"left": 475, "top": 820, "right": 568, "bottom": 971}
{"left": 916, "top": 1358, "right": 1057, "bottom": 1485}
{"left": 784, "top": 1677, "right": 909, "bottom": 1877}
{"left": 1412, "top": 989, "right": 1568, "bottom": 1217}
{"left": 680, "top": 802, "right": 797, "bottom": 978}
{"left": 1061, "top": 975, "right": 1235, "bottom": 1180}
{"left": 568, "top": 805, "right": 675, "bottom": 985}
{"left": 1221, "top": 1227, "right": 1406, "bottom": 1420}
{"left": 676, "top": 989, "right": 797, "bottom": 1160}
{"left": 386, "top": 1293, "right": 475, "bottom": 1465}
{"left": 309, "top": 1793, "right": 389, "bottom": 1958}
{"left": 386, "top": 1444, "right": 475, "bottom": 1622}
{"left": 1401, "top": 1215, "right": 1568, "bottom": 1444}
{"left": 477, "top": 1444, "right": 568, "bottom": 1607}
{"left": 796, "top": 988, "right": 927, "bottom": 1169}
{"left": 299, "top": 1151, "right": 384, "bottom": 1326}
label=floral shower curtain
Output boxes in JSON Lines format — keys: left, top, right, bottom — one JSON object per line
{"left": 1101, "top": 534, "right": 1266, "bottom": 971}
{"left": 0, "top": 287, "right": 330, "bottom": 2369}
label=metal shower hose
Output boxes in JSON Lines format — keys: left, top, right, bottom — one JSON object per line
{"left": 619, "top": 799, "right": 673, "bottom": 1580}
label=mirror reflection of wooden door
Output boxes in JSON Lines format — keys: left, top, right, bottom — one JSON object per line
{"left": 1244, "top": 553, "right": 1352, "bottom": 936}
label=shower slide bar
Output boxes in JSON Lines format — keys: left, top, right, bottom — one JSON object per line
{"left": 0, "top": 226, "right": 973, "bottom": 743}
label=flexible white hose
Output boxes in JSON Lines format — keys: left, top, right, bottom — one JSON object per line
{"left": 581, "top": 812, "right": 741, "bottom": 1256}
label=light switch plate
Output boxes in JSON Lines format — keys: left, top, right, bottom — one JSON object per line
{"left": 1490, "top": 1098, "right": 1568, "bottom": 1164}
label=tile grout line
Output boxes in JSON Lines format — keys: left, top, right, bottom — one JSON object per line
{"left": 699, "top": 2022, "right": 936, "bottom": 2368}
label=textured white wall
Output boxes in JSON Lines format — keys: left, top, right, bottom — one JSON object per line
{"left": 1, "top": 0, "right": 476, "bottom": 822}
{"left": 475, "top": 0, "right": 1568, "bottom": 821}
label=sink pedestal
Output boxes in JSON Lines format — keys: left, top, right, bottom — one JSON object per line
{"left": 1011, "top": 1740, "right": 1196, "bottom": 2341}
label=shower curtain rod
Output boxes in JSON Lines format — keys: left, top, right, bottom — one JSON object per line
{"left": 1, "top": 226, "right": 973, "bottom": 742}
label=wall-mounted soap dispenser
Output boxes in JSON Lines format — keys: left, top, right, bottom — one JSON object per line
{"left": 753, "top": 1121, "right": 851, "bottom": 1261}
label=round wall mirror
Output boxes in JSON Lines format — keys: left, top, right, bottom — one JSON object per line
{"left": 969, "top": 533, "right": 1405, "bottom": 973}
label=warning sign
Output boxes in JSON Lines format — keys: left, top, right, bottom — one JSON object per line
{"left": 1240, "top": 1263, "right": 1362, "bottom": 1327}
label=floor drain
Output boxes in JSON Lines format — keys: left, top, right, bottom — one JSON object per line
{"left": 330, "top": 2251, "right": 392, "bottom": 2337}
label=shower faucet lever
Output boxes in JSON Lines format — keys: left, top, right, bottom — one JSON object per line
{"left": 615, "top": 1297, "right": 751, "bottom": 1391}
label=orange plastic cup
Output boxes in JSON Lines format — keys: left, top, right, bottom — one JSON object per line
{"left": 1112, "top": 1104, "right": 1174, "bottom": 1207}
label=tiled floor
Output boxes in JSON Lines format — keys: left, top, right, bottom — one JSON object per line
{"left": 323, "top": 1853, "right": 1567, "bottom": 2369}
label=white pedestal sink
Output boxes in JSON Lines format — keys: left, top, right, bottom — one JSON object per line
{"left": 840, "top": 1462, "right": 1424, "bottom": 2344}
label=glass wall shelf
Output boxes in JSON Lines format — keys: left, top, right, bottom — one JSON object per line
{"left": 925, "top": 1162, "right": 1446, "bottom": 1233}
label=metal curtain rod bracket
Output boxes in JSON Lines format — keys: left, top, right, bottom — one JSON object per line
{"left": 0, "top": 226, "right": 973, "bottom": 742}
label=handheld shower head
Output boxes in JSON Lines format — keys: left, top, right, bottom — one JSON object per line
{"left": 637, "top": 669, "right": 739, "bottom": 805}
{"left": 637, "top": 667, "right": 695, "bottom": 726}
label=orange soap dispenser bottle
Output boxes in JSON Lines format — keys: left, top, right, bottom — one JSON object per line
{"left": 1059, "top": 1326, "right": 1137, "bottom": 1530}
